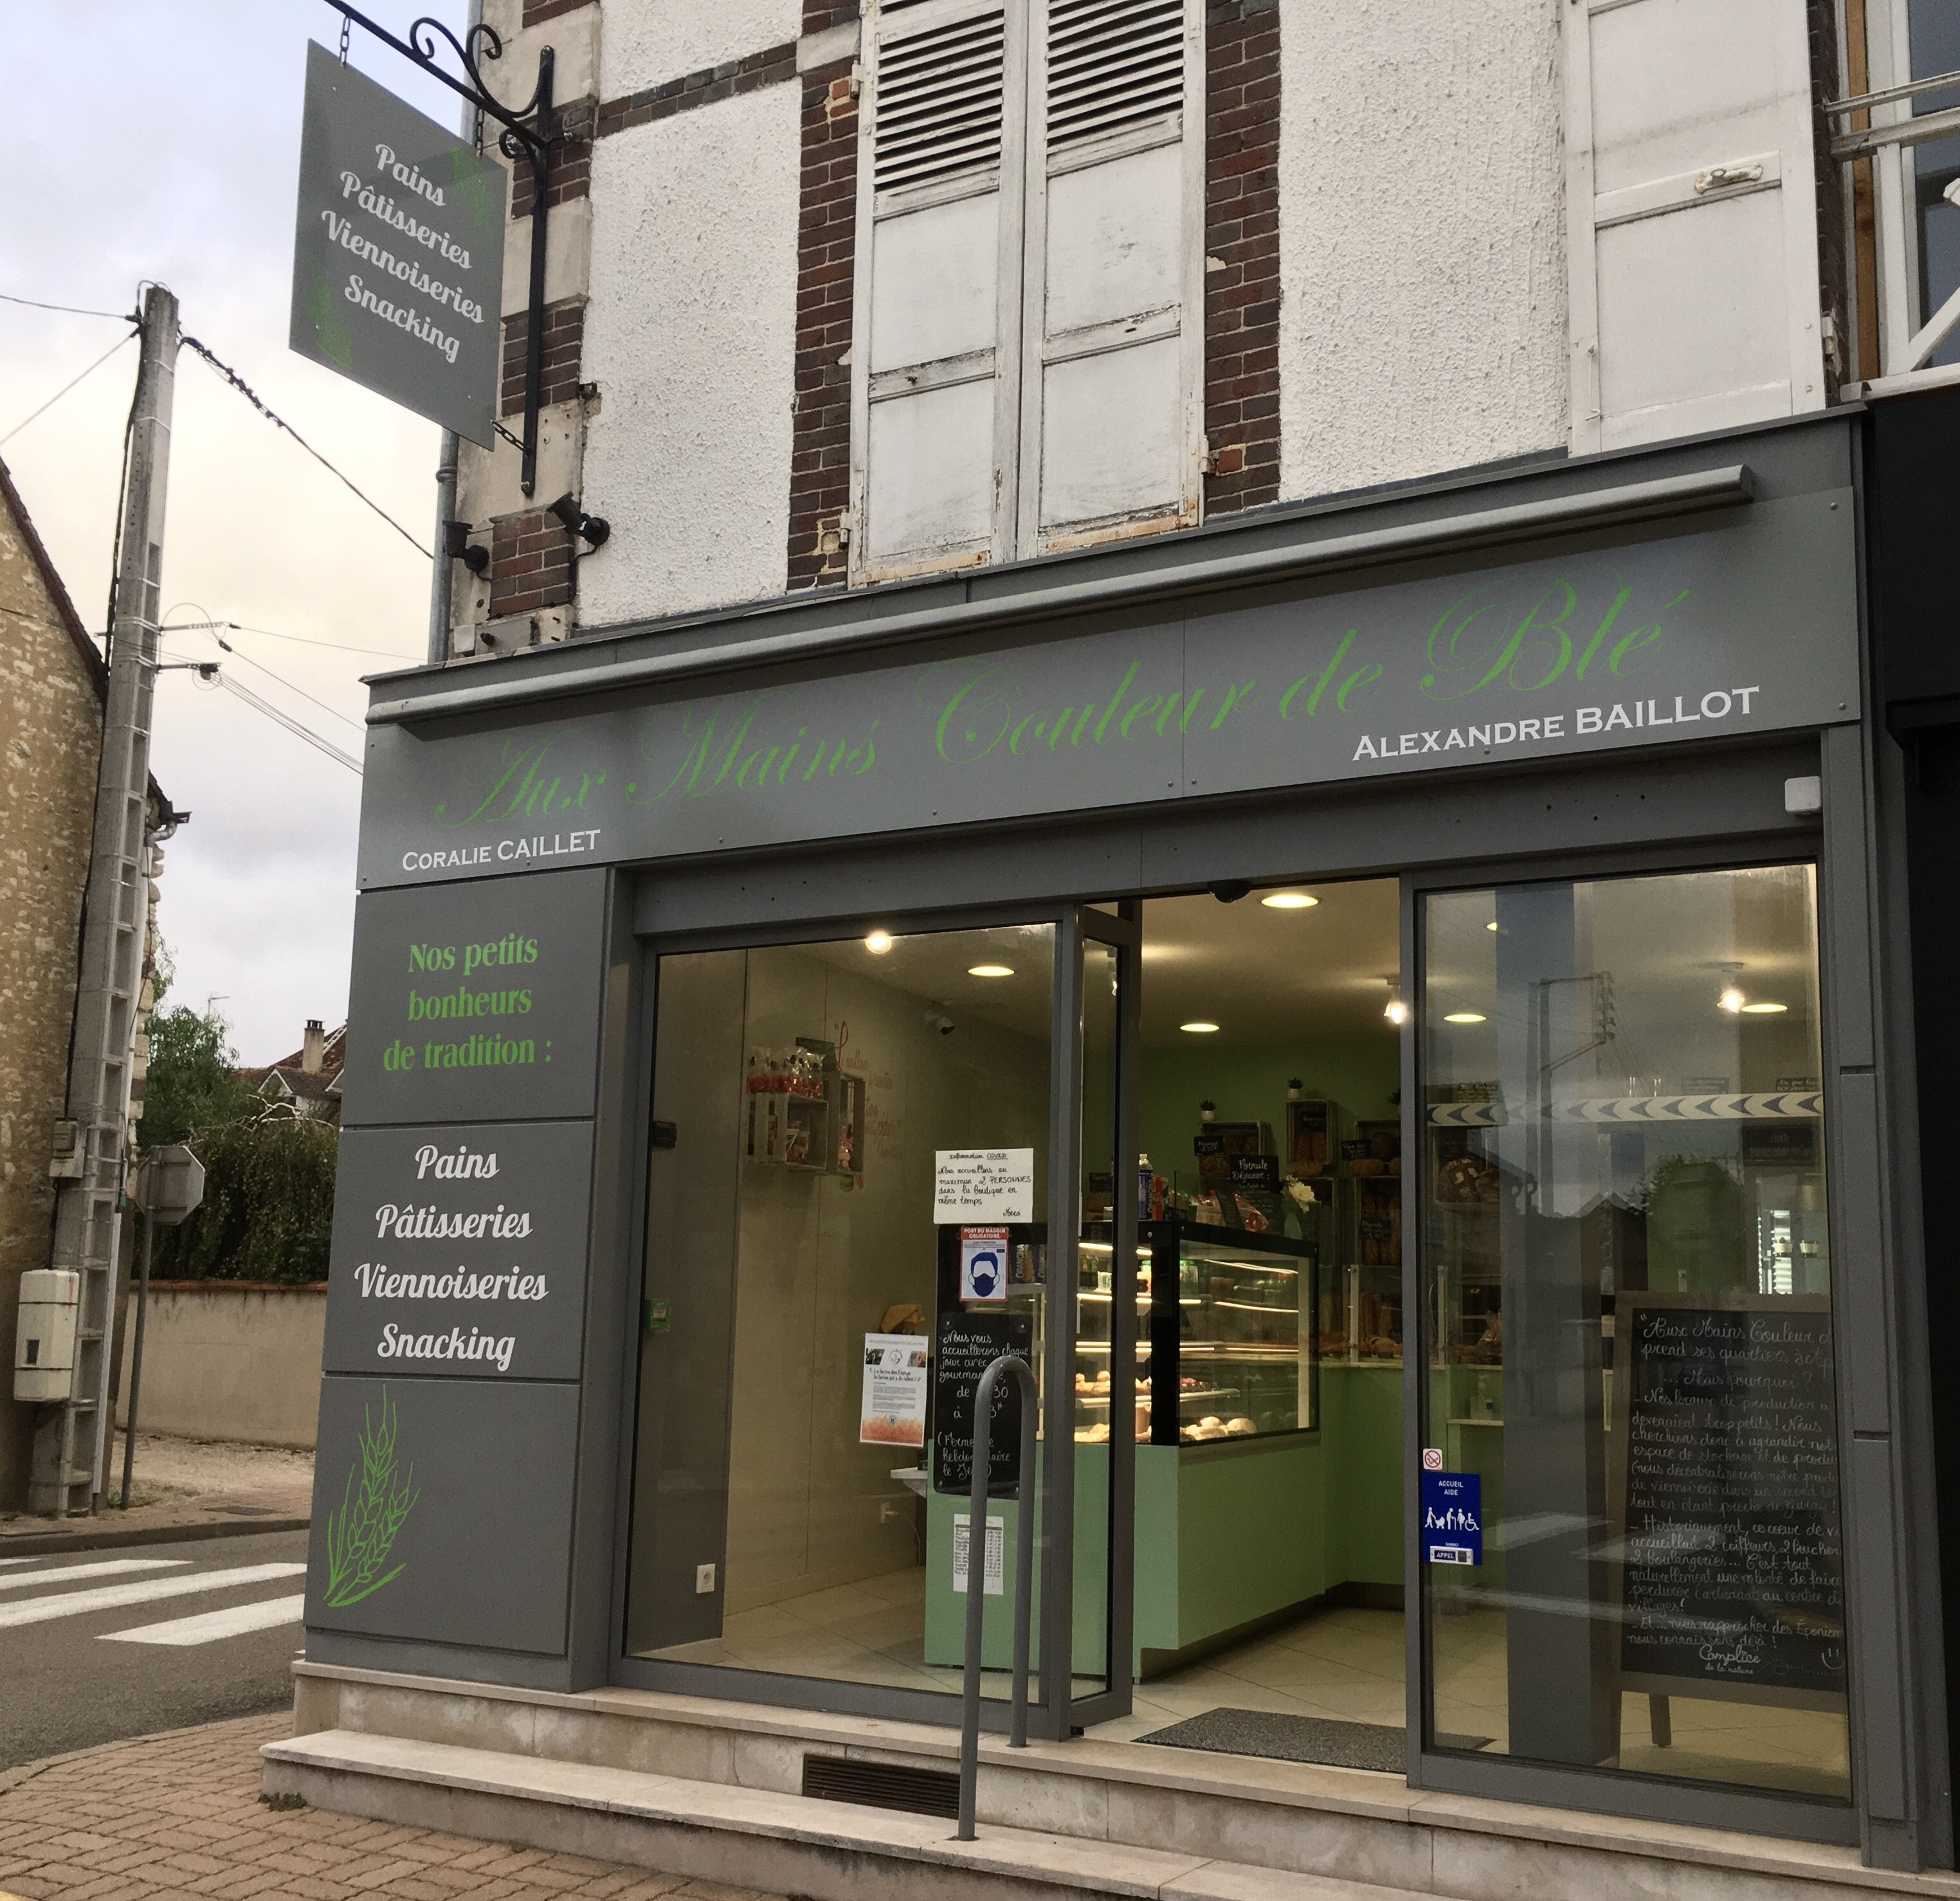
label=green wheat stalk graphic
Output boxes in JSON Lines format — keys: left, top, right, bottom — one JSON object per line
{"left": 324, "top": 1387, "right": 419, "bottom": 1608}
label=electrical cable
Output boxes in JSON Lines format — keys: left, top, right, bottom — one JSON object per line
{"left": 0, "top": 329, "right": 137, "bottom": 447}
{"left": 165, "top": 618, "right": 417, "bottom": 662}
{"left": 209, "top": 634, "right": 366, "bottom": 732}
{"left": 0, "top": 289, "right": 133, "bottom": 321}
{"left": 211, "top": 673, "right": 363, "bottom": 774}
{"left": 179, "top": 334, "right": 433, "bottom": 559}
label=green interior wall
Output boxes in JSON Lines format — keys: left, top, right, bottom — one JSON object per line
{"left": 1139, "top": 1035, "right": 1399, "bottom": 1191}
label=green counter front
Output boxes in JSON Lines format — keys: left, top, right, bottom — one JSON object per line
{"left": 923, "top": 1362, "right": 1404, "bottom": 1677}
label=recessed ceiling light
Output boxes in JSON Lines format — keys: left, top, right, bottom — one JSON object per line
{"left": 864, "top": 930, "right": 893, "bottom": 955}
{"left": 1741, "top": 1000, "right": 1788, "bottom": 1014}
{"left": 968, "top": 964, "right": 1014, "bottom": 978}
{"left": 1260, "top": 892, "right": 1318, "bottom": 910}
{"left": 1444, "top": 1012, "right": 1486, "bottom": 1024}
{"left": 1180, "top": 1021, "right": 1220, "bottom": 1034}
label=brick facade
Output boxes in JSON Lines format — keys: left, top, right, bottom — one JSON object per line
{"left": 596, "top": 45, "right": 799, "bottom": 139}
{"left": 511, "top": 97, "right": 594, "bottom": 220}
{"left": 501, "top": 296, "right": 588, "bottom": 419}
{"left": 0, "top": 463, "right": 107, "bottom": 1511}
{"left": 1203, "top": 0, "right": 1282, "bottom": 515}
{"left": 521, "top": 0, "right": 588, "bottom": 24}
{"left": 489, "top": 506, "right": 577, "bottom": 620}
{"left": 786, "top": 49, "right": 859, "bottom": 592}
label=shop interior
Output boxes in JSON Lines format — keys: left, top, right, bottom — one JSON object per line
{"left": 626, "top": 883, "right": 1416, "bottom": 1766}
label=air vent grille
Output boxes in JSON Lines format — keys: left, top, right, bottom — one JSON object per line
{"left": 1047, "top": 0, "right": 1185, "bottom": 153}
{"left": 875, "top": 8, "right": 1008, "bottom": 194}
{"left": 801, "top": 1752, "right": 961, "bottom": 1819}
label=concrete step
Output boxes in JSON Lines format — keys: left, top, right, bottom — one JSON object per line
{"left": 262, "top": 1728, "right": 1411, "bottom": 1901}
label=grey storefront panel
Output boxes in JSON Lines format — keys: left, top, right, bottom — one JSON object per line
{"left": 323, "top": 1120, "right": 595, "bottom": 1381}
{"left": 306, "top": 1375, "right": 578, "bottom": 1656}
{"left": 354, "top": 489, "right": 1856, "bottom": 892}
{"left": 338, "top": 869, "right": 608, "bottom": 1125}
{"left": 314, "top": 412, "right": 1950, "bottom": 1862}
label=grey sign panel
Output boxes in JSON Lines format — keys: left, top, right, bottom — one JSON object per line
{"left": 325, "top": 1121, "right": 594, "bottom": 1381}
{"left": 356, "top": 494, "right": 1860, "bottom": 889}
{"left": 307, "top": 1374, "right": 576, "bottom": 1655}
{"left": 338, "top": 869, "right": 607, "bottom": 1126}
{"left": 290, "top": 41, "right": 504, "bottom": 446}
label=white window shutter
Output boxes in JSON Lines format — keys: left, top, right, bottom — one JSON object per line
{"left": 1018, "top": 0, "right": 1204, "bottom": 554}
{"left": 851, "top": 0, "right": 1028, "bottom": 583}
{"left": 1565, "top": 0, "right": 1827, "bottom": 453}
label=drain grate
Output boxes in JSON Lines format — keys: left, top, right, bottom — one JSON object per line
{"left": 801, "top": 1752, "right": 960, "bottom": 1819}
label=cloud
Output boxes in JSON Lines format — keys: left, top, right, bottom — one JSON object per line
{"left": 2, "top": 1, "right": 466, "bottom": 1061}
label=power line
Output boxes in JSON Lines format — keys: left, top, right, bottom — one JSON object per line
{"left": 0, "top": 329, "right": 137, "bottom": 447}
{"left": 167, "top": 618, "right": 418, "bottom": 662}
{"left": 0, "top": 289, "right": 132, "bottom": 321}
{"left": 212, "top": 673, "right": 363, "bottom": 774}
{"left": 208, "top": 634, "right": 365, "bottom": 732}
{"left": 179, "top": 334, "right": 433, "bottom": 559}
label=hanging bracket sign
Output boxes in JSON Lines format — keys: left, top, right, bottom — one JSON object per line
{"left": 290, "top": 41, "right": 505, "bottom": 446}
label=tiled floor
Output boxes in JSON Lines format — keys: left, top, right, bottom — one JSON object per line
{"left": 646, "top": 1569, "right": 1849, "bottom": 1797}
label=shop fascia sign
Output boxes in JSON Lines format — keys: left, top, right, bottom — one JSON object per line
{"left": 360, "top": 491, "right": 1859, "bottom": 888}
{"left": 289, "top": 41, "right": 505, "bottom": 444}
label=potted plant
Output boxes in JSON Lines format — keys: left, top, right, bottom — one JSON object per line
{"left": 1199, "top": 1099, "right": 1217, "bottom": 1125}
{"left": 1286, "top": 1077, "right": 1305, "bottom": 1102}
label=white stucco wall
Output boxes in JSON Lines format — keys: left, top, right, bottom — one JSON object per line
{"left": 581, "top": 82, "right": 802, "bottom": 627}
{"left": 1277, "top": 0, "right": 1567, "bottom": 502}
{"left": 603, "top": 0, "right": 803, "bottom": 98}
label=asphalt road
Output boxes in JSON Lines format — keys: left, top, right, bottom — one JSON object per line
{"left": 0, "top": 1527, "right": 310, "bottom": 1770}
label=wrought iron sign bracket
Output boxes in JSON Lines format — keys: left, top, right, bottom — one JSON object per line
{"left": 322, "top": 2, "right": 556, "bottom": 497}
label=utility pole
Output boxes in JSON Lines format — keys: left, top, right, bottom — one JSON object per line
{"left": 32, "top": 284, "right": 179, "bottom": 1516}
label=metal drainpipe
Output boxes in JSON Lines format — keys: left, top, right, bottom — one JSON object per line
{"left": 425, "top": 0, "right": 482, "bottom": 668}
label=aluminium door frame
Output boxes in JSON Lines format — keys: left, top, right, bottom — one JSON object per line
{"left": 1396, "top": 812, "right": 1892, "bottom": 1851}
{"left": 609, "top": 895, "right": 1139, "bottom": 1741}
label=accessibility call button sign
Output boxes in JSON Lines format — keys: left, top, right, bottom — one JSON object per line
{"left": 1420, "top": 1470, "right": 1482, "bottom": 1567}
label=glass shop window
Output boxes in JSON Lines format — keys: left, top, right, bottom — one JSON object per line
{"left": 624, "top": 923, "right": 1053, "bottom": 1700}
{"left": 1420, "top": 865, "right": 1848, "bottom": 1801}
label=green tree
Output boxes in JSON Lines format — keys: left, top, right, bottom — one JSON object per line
{"left": 136, "top": 1005, "right": 255, "bottom": 1148}
{"left": 150, "top": 1110, "right": 338, "bottom": 1284}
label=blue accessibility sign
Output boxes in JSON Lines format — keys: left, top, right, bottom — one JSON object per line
{"left": 1420, "top": 1471, "right": 1483, "bottom": 1567}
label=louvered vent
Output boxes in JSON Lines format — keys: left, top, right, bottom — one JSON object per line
{"left": 1048, "top": 0, "right": 1184, "bottom": 153}
{"left": 875, "top": 8, "right": 1008, "bottom": 194}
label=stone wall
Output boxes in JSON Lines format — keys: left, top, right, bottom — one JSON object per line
{"left": 0, "top": 466, "right": 105, "bottom": 1511}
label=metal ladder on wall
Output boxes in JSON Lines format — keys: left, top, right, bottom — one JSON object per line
{"left": 33, "top": 289, "right": 178, "bottom": 1516}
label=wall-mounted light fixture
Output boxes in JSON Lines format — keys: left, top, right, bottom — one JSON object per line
{"left": 548, "top": 492, "right": 611, "bottom": 549}
{"left": 443, "top": 519, "right": 489, "bottom": 575}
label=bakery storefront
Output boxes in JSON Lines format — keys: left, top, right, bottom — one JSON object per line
{"left": 282, "top": 410, "right": 1952, "bottom": 1880}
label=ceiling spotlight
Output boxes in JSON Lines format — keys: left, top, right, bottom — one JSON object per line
{"left": 864, "top": 930, "right": 893, "bottom": 955}
{"left": 1180, "top": 1021, "right": 1220, "bottom": 1034}
{"left": 547, "top": 491, "right": 612, "bottom": 549}
{"left": 1383, "top": 978, "right": 1409, "bottom": 1027}
{"left": 1444, "top": 1012, "right": 1486, "bottom": 1025}
{"left": 1485, "top": 921, "right": 1500, "bottom": 933}
{"left": 968, "top": 964, "right": 1014, "bottom": 978}
{"left": 1741, "top": 1001, "right": 1788, "bottom": 1014}
{"left": 1260, "top": 892, "right": 1318, "bottom": 910}
{"left": 1208, "top": 880, "right": 1251, "bottom": 904}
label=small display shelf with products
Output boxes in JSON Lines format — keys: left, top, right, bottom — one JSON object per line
{"left": 1117, "top": 1219, "right": 1318, "bottom": 1446}
{"left": 743, "top": 1037, "right": 867, "bottom": 1175}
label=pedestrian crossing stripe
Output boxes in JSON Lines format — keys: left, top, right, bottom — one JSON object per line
{"left": 102, "top": 1592, "right": 307, "bottom": 1646}
{"left": 0, "top": 1557, "right": 187, "bottom": 1591}
{"left": 0, "top": 1562, "right": 306, "bottom": 1631}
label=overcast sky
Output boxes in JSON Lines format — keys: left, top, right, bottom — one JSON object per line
{"left": 2, "top": 1, "right": 469, "bottom": 1064}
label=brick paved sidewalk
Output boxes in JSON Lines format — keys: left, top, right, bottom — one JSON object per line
{"left": 0, "top": 1713, "right": 787, "bottom": 1901}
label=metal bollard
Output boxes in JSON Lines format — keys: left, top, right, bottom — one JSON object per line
{"left": 957, "top": 1351, "right": 1038, "bottom": 1842}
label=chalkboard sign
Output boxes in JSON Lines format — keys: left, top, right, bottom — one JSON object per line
{"left": 933, "top": 1311, "right": 1033, "bottom": 1497}
{"left": 1610, "top": 1293, "right": 1846, "bottom": 1707}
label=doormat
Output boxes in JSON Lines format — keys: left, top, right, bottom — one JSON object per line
{"left": 1134, "top": 1709, "right": 1491, "bottom": 1773}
